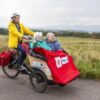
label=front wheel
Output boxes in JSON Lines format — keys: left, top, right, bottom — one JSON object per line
{"left": 30, "top": 69, "right": 47, "bottom": 93}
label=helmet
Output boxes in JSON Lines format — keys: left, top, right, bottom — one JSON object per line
{"left": 11, "top": 13, "right": 20, "bottom": 19}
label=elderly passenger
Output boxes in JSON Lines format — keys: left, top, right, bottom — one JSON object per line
{"left": 45, "top": 33, "right": 62, "bottom": 51}
{"left": 29, "top": 32, "right": 51, "bottom": 50}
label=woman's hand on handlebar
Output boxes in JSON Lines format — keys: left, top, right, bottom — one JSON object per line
{"left": 22, "top": 35, "right": 31, "bottom": 43}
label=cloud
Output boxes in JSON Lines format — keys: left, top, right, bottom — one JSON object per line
{"left": 0, "top": 0, "right": 100, "bottom": 31}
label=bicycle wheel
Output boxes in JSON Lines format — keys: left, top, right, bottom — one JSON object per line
{"left": 30, "top": 69, "right": 47, "bottom": 93}
{"left": 2, "top": 51, "right": 20, "bottom": 79}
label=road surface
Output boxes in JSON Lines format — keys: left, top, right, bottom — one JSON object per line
{"left": 0, "top": 68, "right": 100, "bottom": 100}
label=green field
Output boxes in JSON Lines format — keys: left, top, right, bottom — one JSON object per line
{"left": 0, "top": 35, "right": 100, "bottom": 80}
{"left": 58, "top": 37, "right": 100, "bottom": 80}
{"left": 0, "top": 35, "right": 8, "bottom": 51}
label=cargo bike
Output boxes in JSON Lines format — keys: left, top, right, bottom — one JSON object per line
{"left": 0, "top": 36, "right": 80, "bottom": 93}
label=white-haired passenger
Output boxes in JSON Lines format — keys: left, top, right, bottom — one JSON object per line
{"left": 29, "top": 32, "right": 51, "bottom": 50}
{"left": 45, "top": 32, "right": 62, "bottom": 51}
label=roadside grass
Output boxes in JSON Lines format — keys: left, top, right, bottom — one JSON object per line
{"left": 58, "top": 37, "right": 100, "bottom": 80}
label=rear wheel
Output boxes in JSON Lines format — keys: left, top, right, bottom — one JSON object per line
{"left": 30, "top": 69, "right": 47, "bottom": 93}
{"left": 2, "top": 61, "right": 19, "bottom": 79}
{"left": 2, "top": 51, "right": 20, "bottom": 79}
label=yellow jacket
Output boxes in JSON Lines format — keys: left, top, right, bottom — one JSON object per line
{"left": 8, "top": 22, "right": 35, "bottom": 48}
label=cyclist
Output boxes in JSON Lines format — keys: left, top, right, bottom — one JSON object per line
{"left": 8, "top": 13, "right": 36, "bottom": 71}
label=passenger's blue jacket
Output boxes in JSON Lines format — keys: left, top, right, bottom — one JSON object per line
{"left": 45, "top": 39, "right": 62, "bottom": 51}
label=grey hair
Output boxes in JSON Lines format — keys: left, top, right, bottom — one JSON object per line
{"left": 47, "top": 32, "right": 55, "bottom": 37}
{"left": 34, "top": 32, "right": 43, "bottom": 40}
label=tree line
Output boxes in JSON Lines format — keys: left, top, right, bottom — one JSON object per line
{"left": 0, "top": 28, "right": 100, "bottom": 39}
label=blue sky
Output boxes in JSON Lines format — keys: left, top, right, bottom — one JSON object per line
{"left": 0, "top": 0, "right": 100, "bottom": 32}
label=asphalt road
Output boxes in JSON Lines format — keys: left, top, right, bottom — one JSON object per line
{"left": 0, "top": 68, "right": 100, "bottom": 100}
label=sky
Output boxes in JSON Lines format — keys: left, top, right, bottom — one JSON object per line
{"left": 0, "top": 0, "right": 100, "bottom": 32}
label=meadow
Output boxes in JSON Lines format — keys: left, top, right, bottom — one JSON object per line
{"left": 0, "top": 35, "right": 100, "bottom": 80}
{"left": 58, "top": 37, "right": 100, "bottom": 80}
